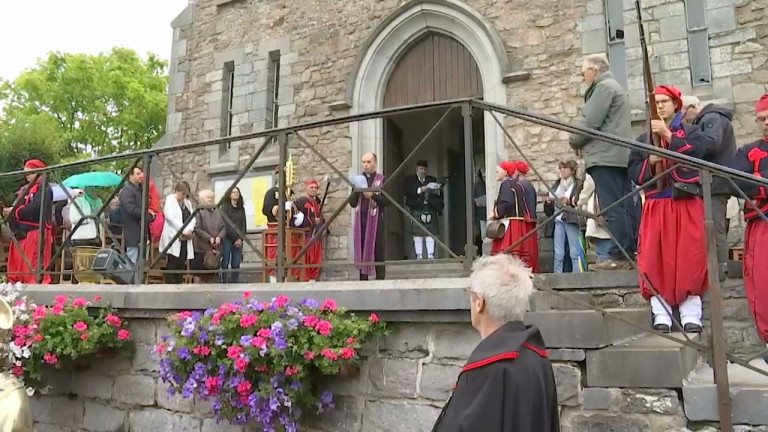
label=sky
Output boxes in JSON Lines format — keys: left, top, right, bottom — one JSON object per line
{"left": 0, "top": 0, "right": 189, "bottom": 81}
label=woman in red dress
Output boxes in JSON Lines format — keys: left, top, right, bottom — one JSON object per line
{"left": 490, "top": 161, "right": 538, "bottom": 271}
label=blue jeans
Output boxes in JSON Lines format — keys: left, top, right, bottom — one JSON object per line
{"left": 554, "top": 220, "right": 582, "bottom": 273}
{"left": 220, "top": 238, "right": 242, "bottom": 283}
{"left": 592, "top": 238, "right": 613, "bottom": 263}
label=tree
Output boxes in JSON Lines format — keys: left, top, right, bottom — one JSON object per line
{"left": 0, "top": 48, "right": 168, "bottom": 161}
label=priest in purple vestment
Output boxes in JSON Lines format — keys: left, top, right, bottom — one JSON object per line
{"left": 349, "top": 152, "right": 388, "bottom": 280}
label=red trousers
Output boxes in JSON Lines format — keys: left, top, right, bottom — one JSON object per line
{"left": 7, "top": 228, "right": 53, "bottom": 284}
{"left": 304, "top": 237, "right": 323, "bottom": 280}
{"left": 637, "top": 198, "right": 708, "bottom": 306}
{"left": 744, "top": 218, "right": 768, "bottom": 343}
{"left": 491, "top": 220, "right": 540, "bottom": 273}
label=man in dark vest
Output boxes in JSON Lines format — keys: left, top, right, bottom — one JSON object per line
{"left": 404, "top": 160, "right": 442, "bottom": 259}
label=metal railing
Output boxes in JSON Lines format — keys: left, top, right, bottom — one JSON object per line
{"left": 2, "top": 98, "right": 768, "bottom": 429}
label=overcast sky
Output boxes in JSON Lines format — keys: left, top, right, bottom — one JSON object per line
{"left": 0, "top": 0, "right": 189, "bottom": 81}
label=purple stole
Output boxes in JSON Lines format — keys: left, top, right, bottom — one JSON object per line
{"left": 354, "top": 173, "right": 384, "bottom": 275}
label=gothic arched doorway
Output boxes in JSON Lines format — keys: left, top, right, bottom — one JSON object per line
{"left": 382, "top": 32, "right": 486, "bottom": 261}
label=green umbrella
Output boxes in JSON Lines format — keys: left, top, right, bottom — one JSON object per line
{"left": 62, "top": 171, "right": 123, "bottom": 188}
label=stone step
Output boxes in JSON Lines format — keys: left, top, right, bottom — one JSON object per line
{"left": 523, "top": 307, "right": 649, "bottom": 349}
{"left": 683, "top": 360, "right": 768, "bottom": 424}
{"left": 385, "top": 262, "right": 466, "bottom": 279}
{"left": 536, "top": 271, "right": 639, "bottom": 291}
{"left": 529, "top": 291, "right": 593, "bottom": 312}
{"left": 586, "top": 333, "right": 700, "bottom": 388}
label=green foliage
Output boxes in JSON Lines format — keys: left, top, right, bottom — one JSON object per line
{"left": 0, "top": 47, "right": 168, "bottom": 188}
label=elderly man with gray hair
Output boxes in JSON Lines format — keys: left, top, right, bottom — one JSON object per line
{"left": 431, "top": 255, "right": 559, "bottom": 432}
{"left": 569, "top": 54, "right": 635, "bottom": 271}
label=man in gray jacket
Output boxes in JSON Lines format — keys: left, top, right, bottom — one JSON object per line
{"left": 569, "top": 54, "right": 634, "bottom": 270}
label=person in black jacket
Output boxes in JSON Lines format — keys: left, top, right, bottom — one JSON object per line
{"left": 220, "top": 187, "right": 247, "bottom": 283}
{"left": 403, "top": 160, "right": 443, "bottom": 259}
{"left": 118, "top": 167, "right": 156, "bottom": 282}
{"left": 431, "top": 254, "right": 559, "bottom": 432}
{"left": 682, "top": 95, "right": 737, "bottom": 281}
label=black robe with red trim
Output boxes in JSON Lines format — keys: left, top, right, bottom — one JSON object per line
{"left": 731, "top": 138, "right": 768, "bottom": 219}
{"left": 431, "top": 322, "right": 559, "bottom": 432}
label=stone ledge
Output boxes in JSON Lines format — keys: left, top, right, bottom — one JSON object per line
{"left": 502, "top": 71, "right": 531, "bottom": 83}
{"left": 536, "top": 271, "right": 638, "bottom": 290}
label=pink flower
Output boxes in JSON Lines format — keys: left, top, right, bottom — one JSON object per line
{"left": 14, "top": 300, "right": 24, "bottom": 307}
{"left": 239, "top": 314, "right": 258, "bottom": 328}
{"left": 255, "top": 365, "right": 269, "bottom": 373}
{"left": 155, "top": 343, "right": 168, "bottom": 354}
{"left": 341, "top": 347, "right": 356, "bottom": 359}
{"left": 243, "top": 291, "right": 252, "bottom": 299}
{"left": 117, "top": 329, "right": 131, "bottom": 340}
{"left": 321, "top": 299, "right": 337, "bottom": 312}
{"left": 12, "top": 325, "right": 30, "bottom": 337}
{"left": 193, "top": 345, "right": 211, "bottom": 356}
{"left": 257, "top": 328, "right": 271, "bottom": 339}
{"left": 235, "top": 358, "right": 249, "bottom": 373}
{"left": 73, "top": 321, "right": 88, "bottom": 332}
{"left": 51, "top": 305, "right": 64, "bottom": 315}
{"left": 105, "top": 315, "right": 122, "bottom": 327}
{"left": 12, "top": 365, "right": 23, "bottom": 376}
{"left": 346, "top": 337, "right": 356, "bottom": 344}
{"left": 303, "top": 351, "right": 315, "bottom": 360}
{"left": 13, "top": 337, "right": 26, "bottom": 347}
{"left": 72, "top": 298, "right": 89, "bottom": 307}
{"left": 274, "top": 295, "right": 291, "bottom": 308}
{"left": 236, "top": 381, "right": 252, "bottom": 395}
{"left": 33, "top": 306, "right": 47, "bottom": 320}
{"left": 80, "top": 333, "right": 89, "bottom": 341}
{"left": 251, "top": 337, "right": 267, "bottom": 349}
{"left": 205, "top": 376, "right": 220, "bottom": 394}
{"left": 218, "top": 303, "right": 239, "bottom": 315}
{"left": 321, "top": 349, "right": 338, "bottom": 361}
{"left": 302, "top": 315, "right": 320, "bottom": 328}
{"left": 212, "top": 313, "right": 222, "bottom": 325}
{"left": 227, "top": 346, "right": 244, "bottom": 359}
{"left": 43, "top": 352, "right": 58, "bottom": 364}
{"left": 314, "top": 320, "right": 333, "bottom": 336}
{"left": 54, "top": 295, "right": 68, "bottom": 305}
{"left": 285, "top": 366, "right": 299, "bottom": 376}
{"left": 369, "top": 313, "right": 380, "bottom": 323}
{"left": 33, "top": 334, "right": 43, "bottom": 342}
{"left": 93, "top": 295, "right": 103, "bottom": 302}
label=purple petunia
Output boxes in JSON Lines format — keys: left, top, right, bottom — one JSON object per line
{"left": 177, "top": 347, "right": 191, "bottom": 360}
{"left": 300, "top": 298, "right": 320, "bottom": 309}
{"left": 240, "top": 335, "right": 254, "bottom": 346}
{"left": 181, "top": 318, "right": 196, "bottom": 337}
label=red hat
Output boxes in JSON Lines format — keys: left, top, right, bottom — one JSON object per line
{"left": 305, "top": 179, "right": 319, "bottom": 188}
{"left": 756, "top": 94, "right": 768, "bottom": 113}
{"left": 499, "top": 161, "right": 517, "bottom": 176}
{"left": 654, "top": 85, "right": 683, "bottom": 112}
{"left": 515, "top": 161, "right": 530, "bottom": 174}
{"left": 24, "top": 159, "right": 46, "bottom": 170}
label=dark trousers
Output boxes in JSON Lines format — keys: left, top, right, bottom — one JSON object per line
{"left": 587, "top": 166, "right": 634, "bottom": 259}
{"left": 711, "top": 194, "right": 730, "bottom": 265}
{"left": 165, "top": 242, "right": 188, "bottom": 284}
{"left": 359, "top": 220, "right": 385, "bottom": 280}
{"left": 220, "top": 237, "right": 242, "bottom": 283}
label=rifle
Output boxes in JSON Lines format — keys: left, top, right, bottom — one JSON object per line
{"left": 636, "top": 0, "right": 668, "bottom": 191}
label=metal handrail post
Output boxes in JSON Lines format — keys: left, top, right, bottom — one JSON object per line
{"left": 701, "top": 169, "right": 734, "bottom": 430}
{"left": 462, "top": 103, "right": 475, "bottom": 272}
{"left": 35, "top": 174, "right": 49, "bottom": 284}
{"left": 137, "top": 155, "right": 152, "bottom": 284}
{"left": 276, "top": 132, "right": 288, "bottom": 282}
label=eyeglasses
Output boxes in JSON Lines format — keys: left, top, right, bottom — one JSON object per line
{"left": 757, "top": 116, "right": 768, "bottom": 124}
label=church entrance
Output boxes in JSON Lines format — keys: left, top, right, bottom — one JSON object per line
{"left": 382, "top": 32, "right": 485, "bottom": 260}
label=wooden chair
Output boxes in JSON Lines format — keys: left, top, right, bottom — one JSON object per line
{"left": 144, "top": 242, "right": 167, "bottom": 284}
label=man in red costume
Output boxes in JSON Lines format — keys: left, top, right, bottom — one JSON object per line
{"left": 627, "top": 85, "right": 709, "bottom": 333}
{"left": 732, "top": 93, "right": 768, "bottom": 363}
{"left": 490, "top": 161, "right": 538, "bottom": 271}
{"left": 2, "top": 159, "right": 54, "bottom": 284}
{"left": 296, "top": 179, "right": 325, "bottom": 281}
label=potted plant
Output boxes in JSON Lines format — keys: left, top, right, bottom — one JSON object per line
{"left": 156, "top": 293, "right": 387, "bottom": 431}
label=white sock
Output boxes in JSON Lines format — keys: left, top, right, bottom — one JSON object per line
{"left": 679, "top": 295, "right": 702, "bottom": 326}
{"left": 426, "top": 237, "right": 435, "bottom": 259}
{"left": 650, "top": 296, "right": 673, "bottom": 327}
{"left": 413, "top": 236, "right": 424, "bottom": 259}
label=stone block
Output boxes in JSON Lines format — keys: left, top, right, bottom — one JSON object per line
{"left": 129, "top": 409, "right": 202, "bottom": 432}
{"left": 83, "top": 401, "right": 127, "bottom": 431}
{"left": 114, "top": 375, "right": 157, "bottom": 406}
{"left": 170, "top": 72, "right": 186, "bottom": 94}
{"left": 420, "top": 363, "right": 461, "bottom": 401}
{"left": 660, "top": 53, "right": 690, "bottom": 71}
{"left": 619, "top": 389, "right": 681, "bottom": 415}
{"left": 707, "top": 7, "right": 737, "bottom": 33}
{"left": 157, "top": 380, "right": 194, "bottom": 412}
{"left": 683, "top": 360, "right": 768, "bottom": 424}
{"left": 567, "top": 413, "right": 651, "bottom": 431}
{"left": 304, "top": 396, "right": 363, "bottom": 431}
{"left": 70, "top": 372, "right": 114, "bottom": 400}
{"left": 660, "top": 16, "right": 687, "bottom": 41}
{"left": 582, "top": 388, "right": 618, "bottom": 411}
{"left": 361, "top": 401, "right": 442, "bottom": 432}
{"left": 733, "top": 83, "right": 767, "bottom": 103}
{"left": 713, "top": 77, "right": 735, "bottom": 100}
{"left": 201, "top": 419, "right": 244, "bottom": 432}
{"left": 433, "top": 326, "right": 481, "bottom": 359}
{"left": 133, "top": 344, "right": 160, "bottom": 372}
{"left": 553, "top": 363, "right": 582, "bottom": 407}
{"left": 582, "top": 29, "right": 607, "bottom": 55}
{"left": 710, "top": 28, "right": 757, "bottom": 47}
{"left": 652, "top": 2, "right": 684, "bottom": 18}
{"left": 368, "top": 357, "right": 418, "bottom": 397}
{"left": 524, "top": 308, "right": 649, "bottom": 348}
{"left": 31, "top": 396, "right": 54, "bottom": 424}
{"left": 550, "top": 349, "right": 586, "bottom": 362}
{"left": 706, "top": 0, "right": 746, "bottom": 8}
{"left": 529, "top": 291, "right": 592, "bottom": 311}
{"left": 317, "top": 360, "right": 371, "bottom": 396}
{"left": 712, "top": 60, "right": 753, "bottom": 78}
{"left": 586, "top": 333, "right": 699, "bottom": 388}
{"left": 127, "top": 320, "right": 158, "bottom": 345}
{"left": 43, "top": 396, "right": 84, "bottom": 429}
{"left": 710, "top": 46, "right": 733, "bottom": 64}
{"left": 579, "top": 14, "right": 606, "bottom": 32}
{"left": 379, "top": 324, "right": 430, "bottom": 358}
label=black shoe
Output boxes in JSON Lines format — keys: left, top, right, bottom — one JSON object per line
{"left": 683, "top": 323, "right": 703, "bottom": 333}
{"left": 653, "top": 323, "right": 671, "bottom": 333}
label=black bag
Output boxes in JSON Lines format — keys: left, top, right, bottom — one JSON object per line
{"left": 672, "top": 182, "right": 701, "bottom": 200}
{"left": 485, "top": 220, "right": 506, "bottom": 239}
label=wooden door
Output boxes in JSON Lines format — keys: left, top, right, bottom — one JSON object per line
{"left": 384, "top": 119, "right": 406, "bottom": 261}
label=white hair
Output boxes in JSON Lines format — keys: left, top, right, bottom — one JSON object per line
{"left": 583, "top": 54, "right": 610, "bottom": 73}
{"left": 682, "top": 95, "right": 701, "bottom": 109}
{"left": 198, "top": 189, "right": 214, "bottom": 201}
{"left": 470, "top": 254, "right": 534, "bottom": 323}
